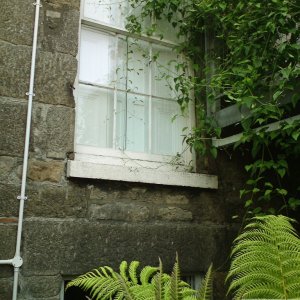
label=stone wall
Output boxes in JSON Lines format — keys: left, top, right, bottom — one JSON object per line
{"left": 0, "top": 0, "right": 246, "bottom": 299}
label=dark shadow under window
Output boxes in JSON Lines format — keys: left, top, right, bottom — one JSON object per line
{"left": 64, "top": 281, "right": 90, "bottom": 300}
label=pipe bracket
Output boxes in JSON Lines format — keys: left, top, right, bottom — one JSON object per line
{"left": 17, "top": 195, "right": 28, "bottom": 201}
{"left": 12, "top": 256, "right": 23, "bottom": 268}
{"left": 26, "top": 92, "right": 35, "bottom": 96}
{"left": 33, "top": 2, "right": 42, "bottom": 7}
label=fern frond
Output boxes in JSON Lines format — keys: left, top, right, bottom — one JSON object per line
{"left": 117, "top": 273, "right": 136, "bottom": 300}
{"left": 170, "top": 255, "right": 181, "bottom": 300}
{"left": 153, "top": 258, "right": 164, "bottom": 300}
{"left": 227, "top": 215, "right": 300, "bottom": 299}
{"left": 120, "top": 261, "right": 129, "bottom": 282}
{"left": 198, "top": 264, "right": 213, "bottom": 300}
{"left": 129, "top": 261, "right": 140, "bottom": 285}
{"left": 140, "top": 266, "right": 159, "bottom": 285}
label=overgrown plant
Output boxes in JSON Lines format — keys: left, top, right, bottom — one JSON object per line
{"left": 227, "top": 215, "right": 300, "bottom": 299}
{"left": 126, "top": 0, "right": 300, "bottom": 216}
{"left": 66, "top": 258, "right": 213, "bottom": 300}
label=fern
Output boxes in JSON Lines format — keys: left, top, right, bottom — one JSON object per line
{"left": 198, "top": 264, "right": 213, "bottom": 300}
{"left": 66, "top": 258, "right": 214, "bottom": 300}
{"left": 227, "top": 215, "right": 300, "bottom": 299}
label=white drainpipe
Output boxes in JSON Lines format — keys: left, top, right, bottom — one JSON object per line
{"left": 0, "top": 1, "right": 41, "bottom": 299}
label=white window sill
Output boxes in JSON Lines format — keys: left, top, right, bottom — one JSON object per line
{"left": 67, "top": 160, "right": 218, "bottom": 189}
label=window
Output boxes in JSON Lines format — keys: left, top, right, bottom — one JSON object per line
{"left": 67, "top": 0, "right": 218, "bottom": 189}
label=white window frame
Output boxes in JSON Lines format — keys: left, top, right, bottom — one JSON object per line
{"left": 67, "top": 0, "right": 218, "bottom": 189}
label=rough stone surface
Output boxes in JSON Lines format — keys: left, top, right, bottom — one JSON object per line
{"left": 19, "top": 274, "right": 62, "bottom": 299}
{"left": 0, "top": 156, "right": 19, "bottom": 183}
{"left": 0, "top": 98, "right": 27, "bottom": 156}
{"left": 27, "top": 160, "right": 65, "bottom": 183}
{"left": 0, "top": 0, "right": 37, "bottom": 46}
{"left": 89, "top": 203, "right": 150, "bottom": 221}
{"left": 158, "top": 207, "right": 193, "bottom": 221}
{"left": 0, "top": 278, "right": 13, "bottom": 300}
{"left": 41, "top": 4, "right": 79, "bottom": 55}
{"left": 0, "top": 224, "right": 17, "bottom": 260}
{"left": 45, "top": 106, "right": 74, "bottom": 156}
{"left": 22, "top": 219, "right": 236, "bottom": 276}
{"left": 26, "top": 183, "right": 88, "bottom": 218}
{"left": 0, "top": 43, "right": 77, "bottom": 107}
{"left": 0, "top": 184, "right": 20, "bottom": 216}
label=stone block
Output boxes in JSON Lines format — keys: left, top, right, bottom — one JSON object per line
{"left": 19, "top": 274, "right": 62, "bottom": 299}
{"left": 0, "top": 98, "right": 27, "bottom": 157}
{"left": 43, "top": 0, "right": 80, "bottom": 10}
{"left": 45, "top": 106, "right": 74, "bottom": 156}
{"left": 0, "top": 278, "right": 13, "bottom": 300}
{"left": 165, "top": 194, "right": 189, "bottom": 205}
{"left": 27, "top": 160, "right": 65, "bottom": 183}
{"left": 41, "top": 5, "right": 79, "bottom": 56}
{"left": 158, "top": 207, "right": 193, "bottom": 221}
{"left": 0, "top": 0, "right": 37, "bottom": 46}
{"left": 22, "top": 219, "right": 234, "bottom": 276}
{"left": 0, "top": 223, "right": 17, "bottom": 260}
{"left": 0, "top": 265, "right": 13, "bottom": 279}
{"left": 0, "top": 43, "right": 77, "bottom": 107}
{"left": 89, "top": 203, "right": 150, "bottom": 221}
{"left": 26, "top": 183, "right": 88, "bottom": 218}
{"left": 0, "top": 183, "right": 20, "bottom": 217}
{"left": 0, "top": 156, "right": 19, "bottom": 184}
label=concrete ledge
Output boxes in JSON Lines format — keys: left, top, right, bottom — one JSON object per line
{"left": 67, "top": 160, "right": 218, "bottom": 189}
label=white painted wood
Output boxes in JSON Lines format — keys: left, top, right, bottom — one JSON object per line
{"left": 213, "top": 114, "right": 300, "bottom": 147}
{"left": 67, "top": 160, "right": 218, "bottom": 189}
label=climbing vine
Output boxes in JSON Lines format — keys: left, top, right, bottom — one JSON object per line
{"left": 126, "top": 0, "right": 300, "bottom": 216}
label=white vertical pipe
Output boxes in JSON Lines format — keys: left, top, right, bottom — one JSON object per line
{"left": 12, "top": 1, "right": 41, "bottom": 300}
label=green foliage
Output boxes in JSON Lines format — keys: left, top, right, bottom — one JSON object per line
{"left": 126, "top": 0, "right": 300, "bottom": 216}
{"left": 227, "top": 215, "right": 300, "bottom": 299}
{"left": 66, "top": 259, "right": 213, "bottom": 300}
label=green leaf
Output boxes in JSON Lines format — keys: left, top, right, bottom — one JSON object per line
{"left": 277, "top": 168, "right": 286, "bottom": 178}
{"left": 245, "top": 199, "right": 253, "bottom": 207}
{"left": 276, "top": 188, "right": 288, "bottom": 196}
{"left": 210, "top": 147, "right": 217, "bottom": 158}
{"left": 292, "top": 131, "right": 299, "bottom": 141}
{"left": 273, "top": 90, "right": 283, "bottom": 101}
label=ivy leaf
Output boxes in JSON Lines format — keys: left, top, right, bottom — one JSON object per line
{"left": 273, "top": 90, "right": 283, "bottom": 101}
{"left": 245, "top": 199, "right": 253, "bottom": 208}
{"left": 277, "top": 168, "right": 286, "bottom": 178}
{"left": 210, "top": 147, "right": 217, "bottom": 158}
{"left": 292, "top": 131, "right": 299, "bottom": 141}
{"left": 276, "top": 188, "right": 288, "bottom": 196}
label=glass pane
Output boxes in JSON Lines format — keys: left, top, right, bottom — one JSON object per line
{"left": 152, "top": 44, "right": 178, "bottom": 99}
{"left": 76, "top": 84, "right": 113, "bottom": 148}
{"left": 83, "top": 0, "right": 129, "bottom": 28}
{"left": 116, "top": 36, "right": 128, "bottom": 91}
{"left": 79, "top": 28, "right": 116, "bottom": 86}
{"left": 127, "top": 39, "right": 150, "bottom": 94}
{"left": 151, "top": 98, "right": 187, "bottom": 156}
{"left": 126, "top": 93, "right": 149, "bottom": 153}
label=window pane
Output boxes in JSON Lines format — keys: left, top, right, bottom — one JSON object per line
{"left": 79, "top": 28, "right": 116, "bottom": 86}
{"left": 126, "top": 93, "right": 149, "bottom": 153}
{"left": 76, "top": 84, "right": 113, "bottom": 148}
{"left": 83, "top": 0, "right": 128, "bottom": 28}
{"left": 127, "top": 39, "right": 150, "bottom": 94}
{"left": 152, "top": 98, "right": 187, "bottom": 156}
{"left": 152, "top": 44, "right": 178, "bottom": 99}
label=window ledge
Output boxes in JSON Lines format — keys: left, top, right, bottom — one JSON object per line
{"left": 67, "top": 160, "right": 218, "bottom": 189}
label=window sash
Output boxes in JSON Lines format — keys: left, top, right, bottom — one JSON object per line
{"left": 76, "top": 1, "right": 194, "bottom": 166}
